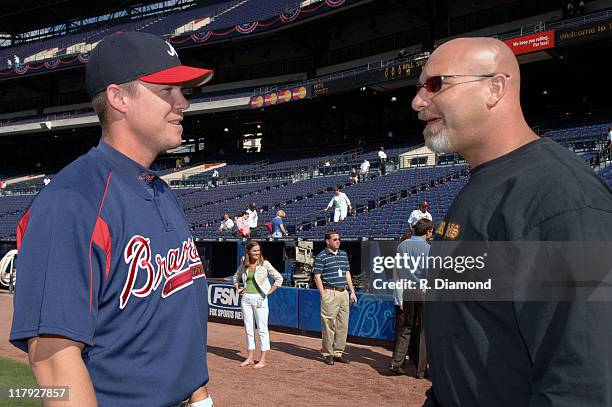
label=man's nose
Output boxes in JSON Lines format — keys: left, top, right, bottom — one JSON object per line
{"left": 411, "top": 89, "right": 430, "bottom": 112}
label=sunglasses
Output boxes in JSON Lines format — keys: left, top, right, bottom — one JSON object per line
{"left": 416, "top": 74, "right": 508, "bottom": 93}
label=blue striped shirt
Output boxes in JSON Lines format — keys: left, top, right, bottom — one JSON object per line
{"left": 313, "top": 248, "right": 350, "bottom": 288}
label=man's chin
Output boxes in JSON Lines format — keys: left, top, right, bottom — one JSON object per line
{"left": 167, "top": 134, "right": 184, "bottom": 150}
{"left": 424, "top": 134, "right": 454, "bottom": 154}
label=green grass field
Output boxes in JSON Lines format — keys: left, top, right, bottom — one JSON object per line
{"left": 0, "top": 358, "right": 38, "bottom": 406}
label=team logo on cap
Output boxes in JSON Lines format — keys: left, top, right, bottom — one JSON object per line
{"left": 165, "top": 41, "right": 178, "bottom": 57}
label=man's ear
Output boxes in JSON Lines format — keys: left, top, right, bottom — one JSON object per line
{"left": 106, "top": 84, "right": 130, "bottom": 114}
{"left": 486, "top": 74, "right": 508, "bottom": 109}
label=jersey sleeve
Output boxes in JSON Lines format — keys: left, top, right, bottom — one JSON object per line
{"left": 10, "top": 189, "right": 107, "bottom": 352}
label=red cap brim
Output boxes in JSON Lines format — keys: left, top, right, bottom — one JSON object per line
{"left": 139, "top": 65, "right": 214, "bottom": 87}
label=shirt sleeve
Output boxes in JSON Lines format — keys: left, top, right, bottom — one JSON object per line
{"left": 264, "top": 261, "right": 283, "bottom": 286}
{"left": 233, "top": 266, "right": 243, "bottom": 286}
{"left": 407, "top": 211, "right": 416, "bottom": 225}
{"left": 343, "top": 193, "right": 351, "bottom": 207}
{"left": 10, "top": 190, "right": 105, "bottom": 352}
{"left": 313, "top": 253, "right": 324, "bottom": 275}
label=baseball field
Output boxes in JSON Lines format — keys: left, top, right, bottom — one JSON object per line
{"left": 0, "top": 292, "right": 428, "bottom": 406}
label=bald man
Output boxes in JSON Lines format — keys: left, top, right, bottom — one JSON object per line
{"left": 413, "top": 38, "right": 612, "bottom": 406}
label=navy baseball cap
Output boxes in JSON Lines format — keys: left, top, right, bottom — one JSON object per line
{"left": 85, "top": 31, "right": 214, "bottom": 97}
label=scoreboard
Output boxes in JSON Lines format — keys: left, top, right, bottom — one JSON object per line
{"left": 312, "top": 57, "right": 426, "bottom": 97}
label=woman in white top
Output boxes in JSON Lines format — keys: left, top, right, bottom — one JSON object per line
{"left": 233, "top": 241, "right": 283, "bottom": 368}
{"left": 324, "top": 185, "right": 352, "bottom": 222}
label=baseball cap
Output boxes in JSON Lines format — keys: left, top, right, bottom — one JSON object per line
{"left": 421, "top": 201, "right": 430, "bottom": 207}
{"left": 85, "top": 31, "right": 214, "bottom": 97}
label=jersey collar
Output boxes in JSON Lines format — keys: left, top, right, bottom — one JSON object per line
{"left": 96, "top": 139, "right": 161, "bottom": 200}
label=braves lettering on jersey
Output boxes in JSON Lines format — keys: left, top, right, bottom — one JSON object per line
{"left": 10, "top": 140, "right": 209, "bottom": 407}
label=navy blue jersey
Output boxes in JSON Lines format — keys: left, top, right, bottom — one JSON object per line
{"left": 10, "top": 140, "right": 209, "bottom": 407}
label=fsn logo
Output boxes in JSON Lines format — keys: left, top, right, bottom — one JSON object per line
{"left": 208, "top": 284, "right": 240, "bottom": 310}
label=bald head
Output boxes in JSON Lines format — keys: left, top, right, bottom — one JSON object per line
{"left": 412, "top": 37, "right": 537, "bottom": 167}
{"left": 432, "top": 37, "right": 521, "bottom": 93}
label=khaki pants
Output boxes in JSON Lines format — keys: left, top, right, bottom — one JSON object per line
{"left": 320, "top": 288, "right": 349, "bottom": 357}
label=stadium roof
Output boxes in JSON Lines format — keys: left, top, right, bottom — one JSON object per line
{"left": 0, "top": 0, "right": 226, "bottom": 36}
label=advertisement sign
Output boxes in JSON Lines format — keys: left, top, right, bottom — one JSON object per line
{"left": 249, "top": 85, "right": 311, "bottom": 109}
{"left": 250, "top": 95, "right": 264, "bottom": 109}
{"left": 312, "top": 59, "right": 425, "bottom": 98}
{"left": 206, "top": 281, "right": 393, "bottom": 338}
{"left": 555, "top": 19, "right": 612, "bottom": 47}
{"left": 207, "top": 281, "right": 300, "bottom": 328}
{"left": 207, "top": 281, "right": 243, "bottom": 320}
{"left": 503, "top": 30, "right": 555, "bottom": 55}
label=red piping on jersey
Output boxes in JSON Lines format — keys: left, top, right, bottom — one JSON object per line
{"left": 89, "top": 171, "right": 113, "bottom": 313}
{"left": 92, "top": 217, "right": 112, "bottom": 280}
{"left": 16, "top": 208, "right": 32, "bottom": 250}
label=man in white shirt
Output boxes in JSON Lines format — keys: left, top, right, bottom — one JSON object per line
{"left": 359, "top": 159, "right": 370, "bottom": 182}
{"left": 407, "top": 201, "right": 433, "bottom": 233}
{"left": 378, "top": 147, "right": 388, "bottom": 175}
{"left": 211, "top": 169, "right": 219, "bottom": 187}
{"left": 324, "top": 185, "right": 352, "bottom": 222}
{"left": 246, "top": 202, "right": 258, "bottom": 229}
{"left": 219, "top": 213, "right": 234, "bottom": 231}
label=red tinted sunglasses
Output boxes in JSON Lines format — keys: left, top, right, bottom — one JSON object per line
{"left": 416, "top": 74, "right": 507, "bottom": 93}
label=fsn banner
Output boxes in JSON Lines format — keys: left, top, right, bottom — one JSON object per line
{"left": 207, "top": 282, "right": 243, "bottom": 320}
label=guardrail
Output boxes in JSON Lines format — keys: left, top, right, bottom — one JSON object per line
{"left": 496, "top": 7, "right": 612, "bottom": 41}
{"left": 399, "top": 152, "right": 466, "bottom": 168}
{"left": 252, "top": 51, "right": 430, "bottom": 96}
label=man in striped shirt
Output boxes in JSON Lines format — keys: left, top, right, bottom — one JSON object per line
{"left": 313, "top": 230, "right": 357, "bottom": 365}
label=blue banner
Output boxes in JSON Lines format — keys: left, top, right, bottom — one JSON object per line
{"left": 298, "top": 289, "right": 395, "bottom": 340}
{"left": 207, "top": 280, "right": 299, "bottom": 328}
{"left": 207, "top": 280, "right": 242, "bottom": 320}
{"left": 207, "top": 280, "right": 395, "bottom": 340}
{"left": 269, "top": 287, "right": 299, "bottom": 328}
